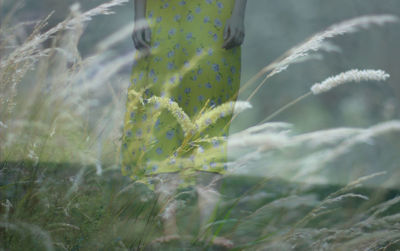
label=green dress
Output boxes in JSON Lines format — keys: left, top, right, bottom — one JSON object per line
{"left": 120, "top": 0, "right": 241, "bottom": 187}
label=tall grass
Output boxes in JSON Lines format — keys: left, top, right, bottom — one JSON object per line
{"left": 1, "top": 1, "right": 400, "bottom": 250}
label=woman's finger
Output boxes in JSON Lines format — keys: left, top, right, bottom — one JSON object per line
{"left": 223, "top": 23, "right": 229, "bottom": 40}
{"left": 134, "top": 33, "right": 144, "bottom": 50}
{"left": 234, "top": 29, "right": 243, "bottom": 46}
{"left": 132, "top": 29, "right": 137, "bottom": 44}
{"left": 240, "top": 31, "right": 245, "bottom": 44}
{"left": 233, "top": 29, "right": 244, "bottom": 47}
{"left": 226, "top": 28, "right": 239, "bottom": 49}
{"left": 133, "top": 32, "right": 140, "bottom": 49}
{"left": 222, "top": 28, "right": 235, "bottom": 49}
{"left": 137, "top": 31, "right": 150, "bottom": 50}
{"left": 144, "top": 28, "right": 151, "bottom": 44}
{"left": 232, "top": 29, "right": 239, "bottom": 47}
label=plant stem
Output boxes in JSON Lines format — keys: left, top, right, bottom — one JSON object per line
{"left": 246, "top": 71, "right": 275, "bottom": 103}
{"left": 257, "top": 91, "right": 312, "bottom": 125}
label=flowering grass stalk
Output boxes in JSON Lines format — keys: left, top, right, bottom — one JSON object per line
{"left": 225, "top": 14, "right": 398, "bottom": 128}
{"left": 196, "top": 101, "right": 251, "bottom": 133}
{"left": 257, "top": 69, "right": 390, "bottom": 124}
{"left": 241, "top": 15, "right": 398, "bottom": 101}
{"left": 310, "top": 69, "right": 390, "bottom": 94}
{"left": 146, "top": 96, "right": 196, "bottom": 136}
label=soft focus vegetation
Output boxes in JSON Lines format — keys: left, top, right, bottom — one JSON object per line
{"left": 1, "top": 0, "right": 400, "bottom": 250}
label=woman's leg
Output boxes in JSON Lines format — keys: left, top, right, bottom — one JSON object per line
{"left": 153, "top": 172, "right": 181, "bottom": 238}
{"left": 196, "top": 171, "right": 234, "bottom": 248}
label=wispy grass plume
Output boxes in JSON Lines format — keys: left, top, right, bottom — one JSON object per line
{"left": 311, "top": 69, "right": 390, "bottom": 94}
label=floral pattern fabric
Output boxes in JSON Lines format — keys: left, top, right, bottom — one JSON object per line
{"left": 121, "top": 0, "right": 241, "bottom": 187}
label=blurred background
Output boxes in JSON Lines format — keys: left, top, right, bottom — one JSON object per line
{"left": 1, "top": 0, "right": 400, "bottom": 187}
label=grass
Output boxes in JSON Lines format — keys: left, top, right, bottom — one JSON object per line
{"left": 1, "top": 0, "right": 400, "bottom": 250}
{"left": 2, "top": 161, "right": 400, "bottom": 250}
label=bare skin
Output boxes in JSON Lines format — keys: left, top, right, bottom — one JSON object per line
{"left": 223, "top": 0, "right": 247, "bottom": 49}
{"left": 132, "top": 0, "right": 150, "bottom": 52}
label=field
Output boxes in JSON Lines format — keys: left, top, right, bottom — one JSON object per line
{"left": 1, "top": 0, "right": 400, "bottom": 250}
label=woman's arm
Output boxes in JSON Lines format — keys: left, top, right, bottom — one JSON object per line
{"left": 134, "top": 0, "right": 146, "bottom": 21}
{"left": 132, "top": 0, "right": 151, "bottom": 51}
{"left": 232, "top": 0, "right": 247, "bottom": 20}
{"left": 222, "top": 0, "right": 247, "bottom": 49}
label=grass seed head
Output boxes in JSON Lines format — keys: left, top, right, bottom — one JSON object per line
{"left": 311, "top": 69, "right": 390, "bottom": 95}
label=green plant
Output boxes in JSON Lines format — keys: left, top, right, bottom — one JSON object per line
{"left": 1, "top": 1, "right": 400, "bottom": 250}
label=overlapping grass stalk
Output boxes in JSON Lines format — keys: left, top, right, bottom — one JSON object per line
{"left": 225, "top": 14, "right": 398, "bottom": 129}
{"left": 1, "top": 1, "right": 400, "bottom": 250}
{"left": 258, "top": 69, "right": 390, "bottom": 124}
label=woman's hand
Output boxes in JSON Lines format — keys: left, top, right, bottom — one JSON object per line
{"left": 132, "top": 19, "right": 151, "bottom": 51}
{"left": 222, "top": 16, "right": 245, "bottom": 49}
{"left": 133, "top": 0, "right": 151, "bottom": 52}
{"left": 222, "top": 0, "right": 247, "bottom": 49}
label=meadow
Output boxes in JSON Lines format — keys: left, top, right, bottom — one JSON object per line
{"left": 1, "top": 0, "right": 400, "bottom": 250}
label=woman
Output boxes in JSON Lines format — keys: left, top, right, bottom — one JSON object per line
{"left": 121, "top": 0, "right": 247, "bottom": 244}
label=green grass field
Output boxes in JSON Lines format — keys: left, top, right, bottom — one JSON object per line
{"left": 2, "top": 160, "right": 400, "bottom": 250}
{"left": 2, "top": 1, "right": 400, "bottom": 250}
